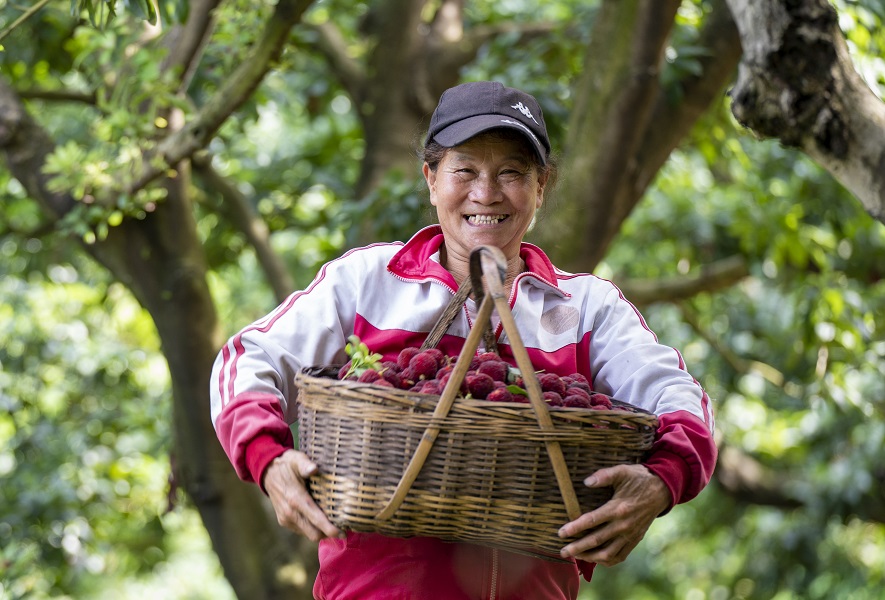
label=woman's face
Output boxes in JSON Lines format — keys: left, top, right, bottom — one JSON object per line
{"left": 423, "top": 134, "right": 547, "bottom": 263}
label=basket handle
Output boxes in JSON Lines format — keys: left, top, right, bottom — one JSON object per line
{"left": 420, "top": 277, "right": 497, "bottom": 354}
{"left": 377, "top": 246, "right": 582, "bottom": 522}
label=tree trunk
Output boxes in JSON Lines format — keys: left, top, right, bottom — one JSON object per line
{"left": 0, "top": 78, "right": 317, "bottom": 600}
{"left": 726, "top": 0, "right": 885, "bottom": 223}
{"left": 531, "top": 0, "right": 742, "bottom": 273}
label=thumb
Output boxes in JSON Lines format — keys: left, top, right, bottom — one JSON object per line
{"left": 584, "top": 465, "right": 628, "bottom": 488}
{"left": 293, "top": 451, "right": 319, "bottom": 478}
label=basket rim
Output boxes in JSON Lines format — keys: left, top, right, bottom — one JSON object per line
{"left": 294, "top": 370, "right": 659, "bottom": 430}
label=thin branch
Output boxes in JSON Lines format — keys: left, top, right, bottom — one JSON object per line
{"left": 191, "top": 153, "right": 294, "bottom": 302}
{"left": 677, "top": 299, "right": 786, "bottom": 388}
{"left": 308, "top": 21, "right": 365, "bottom": 104}
{"left": 127, "top": 0, "right": 312, "bottom": 196}
{"left": 715, "top": 445, "right": 804, "bottom": 509}
{"left": 16, "top": 88, "right": 97, "bottom": 105}
{"left": 160, "top": 0, "right": 223, "bottom": 95}
{"left": 638, "top": 0, "right": 742, "bottom": 191}
{"left": 0, "top": 0, "right": 53, "bottom": 43}
{"left": 616, "top": 255, "right": 750, "bottom": 306}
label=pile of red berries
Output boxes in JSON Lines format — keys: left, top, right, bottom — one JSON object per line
{"left": 338, "top": 347, "right": 624, "bottom": 411}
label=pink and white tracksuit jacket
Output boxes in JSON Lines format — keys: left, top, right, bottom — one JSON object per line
{"left": 210, "top": 225, "right": 717, "bottom": 600}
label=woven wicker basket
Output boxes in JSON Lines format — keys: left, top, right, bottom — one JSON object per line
{"left": 296, "top": 246, "right": 659, "bottom": 559}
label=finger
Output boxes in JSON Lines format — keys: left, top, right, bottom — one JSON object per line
{"left": 559, "top": 521, "right": 617, "bottom": 558}
{"left": 287, "top": 479, "right": 344, "bottom": 539}
{"left": 584, "top": 464, "right": 630, "bottom": 488}
{"left": 558, "top": 509, "right": 606, "bottom": 539}
{"left": 292, "top": 451, "right": 319, "bottom": 478}
{"left": 573, "top": 532, "right": 641, "bottom": 567}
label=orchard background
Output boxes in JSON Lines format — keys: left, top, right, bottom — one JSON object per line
{"left": 1, "top": 0, "right": 884, "bottom": 598}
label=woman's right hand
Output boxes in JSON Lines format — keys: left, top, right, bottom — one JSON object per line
{"left": 263, "top": 449, "right": 345, "bottom": 542}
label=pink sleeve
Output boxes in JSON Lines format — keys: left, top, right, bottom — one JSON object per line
{"left": 643, "top": 410, "right": 717, "bottom": 508}
{"left": 214, "top": 392, "right": 294, "bottom": 491}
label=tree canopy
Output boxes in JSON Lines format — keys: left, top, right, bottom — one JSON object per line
{"left": 1, "top": 1, "right": 884, "bottom": 598}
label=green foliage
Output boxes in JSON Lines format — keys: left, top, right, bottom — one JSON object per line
{"left": 591, "top": 79, "right": 885, "bottom": 597}
{"left": 0, "top": 267, "right": 175, "bottom": 597}
{"left": 3, "top": 0, "right": 885, "bottom": 598}
{"left": 341, "top": 335, "right": 383, "bottom": 379}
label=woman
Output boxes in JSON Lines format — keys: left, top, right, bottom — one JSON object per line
{"left": 210, "top": 81, "right": 716, "bottom": 599}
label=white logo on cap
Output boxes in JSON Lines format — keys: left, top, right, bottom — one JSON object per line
{"left": 511, "top": 102, "right": 539, "bottom": 125}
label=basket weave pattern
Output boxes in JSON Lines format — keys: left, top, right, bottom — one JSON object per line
{"left": 297, "top": 374, "right": 657, "bottom": 556}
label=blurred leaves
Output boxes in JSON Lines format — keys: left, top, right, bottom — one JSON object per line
{"left": 2, "top": 0, "right": 885, "bottom": 598}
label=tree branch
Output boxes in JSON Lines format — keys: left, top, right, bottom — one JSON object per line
{"left": 532, "top": 0, "right": 682, "bottom": 271}
{"left": 678, "top": 300, "right": 786, "bottom": 388}
{"left": 191, "top": 153, "right": 294, "bottom": 302}
{"left": 161, "top": 0, "right": 223, "bottom": 95}
{"left": 726, "top": 0, "right": 885, "bottom": 223}
{"left": 16, "top": 88, "right": 97, "bottom": 104}
{"left": 715, "top": 445, "right": 804, "bottom": 509}
{"left": 128, "top": 0, "right": 312, "bottom": 196}
{"left": 308, "top": 21, "right": 365, "bottom": 104}
{"left": 0, "top": 79, "right": 77, "bottom": 219}
{"left": 617, "top": 254, "right": 750, "bottom": 306}
{"left": 638, "top": 0, "right": 742, "bottom": 191}
{"left": 0, "top": 0, "right": 52, "bottom": 43}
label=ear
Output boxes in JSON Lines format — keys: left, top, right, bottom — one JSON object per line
{"left": 535, "top": 169, "right": 549, "bottom": 209}
{"left": 423, "top": 163, "right": 439, "bottom": 206}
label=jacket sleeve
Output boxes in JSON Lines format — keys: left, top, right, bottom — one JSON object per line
{"left": 209, "top": 253, "right": 361, "bottom": 488}
{"left": 588, "top": 282, "right": 717, "bottom": 507}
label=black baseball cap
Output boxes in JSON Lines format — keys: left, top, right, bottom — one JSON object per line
{"left": 426, "top": 81, "right": 550, "bottom": 165}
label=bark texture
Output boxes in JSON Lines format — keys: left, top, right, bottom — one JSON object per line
{"left": 726, "top": 0, "right": 885, "bottom": 222}
{"left": 532, "top": 0, "right": 743, "bottom": 273}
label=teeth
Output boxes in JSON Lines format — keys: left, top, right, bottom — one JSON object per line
{"left": 467, "top": 215, "right": 506, "bottom": 225}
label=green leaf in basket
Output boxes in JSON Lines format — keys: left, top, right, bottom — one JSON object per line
{"left": 507, "top": 385, "right": 528, "bottom": 396}
{"left": 343, "top": 335, "right": 385, "bottom": 380}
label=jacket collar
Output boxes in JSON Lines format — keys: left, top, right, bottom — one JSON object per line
{"left": 388, "top": 225, "right": 568, "bottom": 296}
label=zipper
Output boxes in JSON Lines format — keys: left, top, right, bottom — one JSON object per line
{"left": 489, "top": 547, "right": 499, "bottom": 599}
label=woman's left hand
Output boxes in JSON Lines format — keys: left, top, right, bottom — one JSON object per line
{"left": 558, "top": 464, "right": 672, "bottom": 566}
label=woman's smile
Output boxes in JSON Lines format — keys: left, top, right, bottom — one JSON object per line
{"left": 465, "top": 214, "right": 509, "bottom": 225}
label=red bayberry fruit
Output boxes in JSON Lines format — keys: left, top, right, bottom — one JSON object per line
{"left": 423, "top": 348, "right": 447, "bottom": 370}
{"left": 568, "top": 381, "right": 592, "bottom": 395}
{"left": 438, "top": 372, "right": 468, "bottom": 395}
{"left": 435, "top": 365, "right": 454, "bottom": 380}
{"left": 337, "top": 361, "right": 353, "bottom": 380}
{"left": 464, "top": 373, "right": 495, "bottom": 399}
{"left": 397, "top": 347, "right": 420, "bottom": 370}
{"left": 564, "top": 395, "right": 592, "bottom": 409}
{"left": 486, "top": 387, "right": 514, "bottom": 402}
{"left": 567, "top": 373, "right": 590, "bottom": 386}
{"left": 381, "top": 360, "right": 401, "bottom": 373}
{"left": 477, "top": 360, "right": 508, "bottom": 382}
{"left": 419, "top": 381, "right": 440, "bottom": 395}
{"left": 410, "top": 352, "right": 439, "bottom": 380}
{"left": 357, "top": 369, "right": 382, "bottom": 383}
{"left": 373, "top": 379, "right": 394, "bottom": 388}
{"left": 475, "top": 352, "right": 500, "bottom": 364}
{"left": 543, "top": 391, "right": 564, "bottom": 406}
{"left": 590, "top": 393, "right": 613, "bottom": 409}
{"left": 565, "top": 387, "right": 591, "bottom": 402}
{"left": 381, "top": 369, "right": 403, "bottom": 389}
{"left": 538, "top": 373, "right": 567, "bottom": 397}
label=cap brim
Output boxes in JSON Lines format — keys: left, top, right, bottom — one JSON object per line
{"left": 431, "top": 115, "right": 547, "bottom": 165}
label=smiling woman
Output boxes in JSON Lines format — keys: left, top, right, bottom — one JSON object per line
{"left": 210, "top": 81, "right": 717, "bottom": 600}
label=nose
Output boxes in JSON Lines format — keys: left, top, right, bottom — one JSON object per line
{"left": 469, "top": 173, "right": 502, "bottom": 205}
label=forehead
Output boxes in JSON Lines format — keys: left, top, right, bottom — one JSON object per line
{"left": 444, "top": 133, "right": 535, "bottom": 163}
